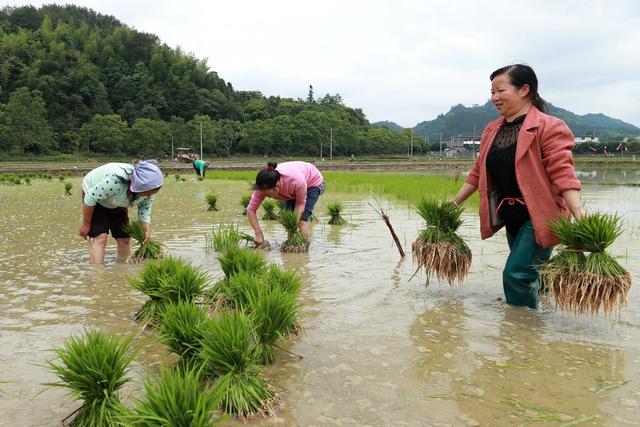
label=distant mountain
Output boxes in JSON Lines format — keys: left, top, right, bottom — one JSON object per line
{"left": 372, "top": 120, "right": 404, "bottom": 132}
{"left": 412, "top": 101, "right": 640, "bottom": 140}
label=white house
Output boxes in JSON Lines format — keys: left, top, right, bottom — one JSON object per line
{"left": 575, "top": 136, "right": 599, "bottom": 144}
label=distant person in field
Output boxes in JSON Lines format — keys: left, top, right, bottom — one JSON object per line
{"left": 247, "top": 161, "right": 325, "bottom": 246}
{"left": 451, "top": 64, "right": 584, "bottom": 309}
{"left": 79, "top": 161, "right": 164, "bottom": 264}
{"left": 193, "top": 159, "right": 209, "bottom": 178}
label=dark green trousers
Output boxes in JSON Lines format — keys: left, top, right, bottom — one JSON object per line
{"left": 504, "top": 221, "right": 553, "bottom": 309}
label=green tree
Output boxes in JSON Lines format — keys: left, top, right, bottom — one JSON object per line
{"left": 0, "top": 87, "right": 54, "bottom": 154}
{"left": 78, "top": 113, "right": 129, "bottom": 154}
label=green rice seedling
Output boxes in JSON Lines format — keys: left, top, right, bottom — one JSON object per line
{"left": 261, "top": 199, "right": 280, "bottom": 220}
{"left": 58, "top": 173, "right": 67, "bottom": 182}
{"left": 212, "top": 270, "right": 264, "bottom": 311}
{"left": 241, "top": 194, "right": 252, "bottom": 215}
{"left": 124, "top": 220, "right": 164, "bottom": 262}
{"left": 248, "top": 286, "right": 300, "bottom": 365}
{"left": 13, "top": 177, "right": 21, "bottom": 185}
{"left": 124, "top": 366, "right": 224, "bottom": 426}
{"left": 46, "top": 329, "right": 133, "bottom": 426}
{"left": 175, "top": 174, "right": 181, "bottom": 182}
{"left": 206, "top": 192, "right": 219, "bottom": 211}
{"left": 199, "top": 312, "right": 275, "bottom": 418}
{"left": 25, "top": 177, "right": 30, "bottom": 185}
{"left": 412, "top": 198, "right": 471, "bottom": 286}
{"left": 158, "top": 302, "right": 210, "bottom": 367}
{"left": 64, "top": 181, "right": 73, "bottom": 195}
{"left": 217, "top": 247, "right": 267, "bottom": 279}
{"left": 130, "top": 257, "right": 209, "bottom": 326}
{"left": 542, "top": 213, "right": 631, "bottom": 315}
{"left": 262, "top": 264, "right": 303, "bottom": 296}
{"left": 326, "top": 201, "right": 347, "bottom": 225}
{"left": 205, "top": 223, "right": 255, "bottom": 252}
{"left": 279, "top": 210, "right": 308, "bottom": 253}
{"left": 198, "top": 176, "right": 204, "bottom": 182}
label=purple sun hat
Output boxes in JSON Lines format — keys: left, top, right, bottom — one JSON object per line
{"left": 130, "top": 161, "right": 164, "bottom": 192}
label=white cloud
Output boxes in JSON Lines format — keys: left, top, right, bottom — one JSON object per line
{"left": 6, "top": 0, "right": 640, "bottom": 127}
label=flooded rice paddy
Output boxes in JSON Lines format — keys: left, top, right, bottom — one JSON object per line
{"left": 1, "top": 172, "right": 639, "bottom": 426}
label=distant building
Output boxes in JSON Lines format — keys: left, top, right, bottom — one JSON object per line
{"left": 443, "top": 147, "right": 470, "bottom": 157}
{"left": 575, "top": 136, "right": 599, "bottom": 144}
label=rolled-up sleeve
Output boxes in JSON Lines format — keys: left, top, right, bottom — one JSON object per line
{"left": 246, "top": 191, "right": 266, "bottom": 214}
{"left": 137, "top": 195, "right": 155, "bottom": 223}
{"left": 541, "top": 120, "right": 582, "bottom": 193}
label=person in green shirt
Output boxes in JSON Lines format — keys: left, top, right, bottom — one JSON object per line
{"left": 79, "top": 161, "right": 164, "bottom": 263}
{"left": 192, "top": 159, "right": 209, "bottom": 178}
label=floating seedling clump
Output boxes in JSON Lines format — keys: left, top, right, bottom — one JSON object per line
{"left": 205, "top": 223, "right": 254, "bottom": 252}
{"left": 124, "top": 220, "right": 165, "bottom": 263}
{"left": 327, "top": 201, "right": 347, "bottom": 225}
{"left": 412, "top": 198, "right": 471, "bottom": 286}
{"left": 261, "top": 199, "right": 279, "bottom": 220}
{"left": 541, "top": 213, "right": 632, "bottom": 315}
{"left": 64, "top": 181, "right": 73, "bottom": 195}
{"left": 279, "top": 210, "right": 309, "bottom": 253}
{"left": 125, "top": 366, "right": 223, "bottom": 427}
{"left": 200, "top": 312, "right": 276, "bottom": 419}
{"left": 206, "top": 192, "right": 219, "bottom": 211}
{"left": 46, "top": 329, "right": 133, "bottom": 426}
{"left": 130, "top": 256, "right": 209, "bottom": 326}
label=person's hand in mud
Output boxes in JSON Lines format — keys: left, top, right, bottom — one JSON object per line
{"left": 253, "top": 231, "right": 264, "bottom": 247}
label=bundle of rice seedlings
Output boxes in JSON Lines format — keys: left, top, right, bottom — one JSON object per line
{"left": 542, "top": 213, "right": 631, "bottom": 315}
{"left": 198, "top": 176, "right": 204, "bottom": 182}
{"left": 158, "top": 302, "right": 210, "bottom": 368}
{"left": 240, "top": 195, "right": 251, "bottom": 215}
{"left": 175, "top": 174, "right": 181, "bottom": 182}
{"left": 411, "top": 198, "right": 471, "bottom": 286}
{"left": 46, "top": 329, "right": 133, "bottom": 426}
{"left": 326, "top": 201, "right": 347, "bottom": 225}
{"left": 217, "top": 247, "right": 267, "bottom": 279}
{"left": 262, "top": 264, "right": 303, "bottom": 297}
{"left": 279, "top": 210, "right": 309, "bottom": 253}
{"left": 124, "top": 366, "right": 224, "bottom": 426}
{"left": 248, "top": 286, "right": 300, "bottom": 365}
{"left": 261, "top": 199, "right": 279, "bottom": 220}
{"left": 206, "top": 192, "right": 219, "bottom": 211}
{"left": 64, "top": 182, "right": 73, "bottom": 195}
{"left": 213, "top": 270, "right": 264, "bottom": 311}
{"left": 124, "top": 220, "right": 164, "bottom": 262}
{"left": 199, "top": 312, "right": 275, "bottom": 419}
{"left": 130, "top": 257, "right": 209, "bottom": 326}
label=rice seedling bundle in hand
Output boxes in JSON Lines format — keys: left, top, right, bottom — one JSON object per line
{"left": 412, "top": 198, "right": 471, "bottom": 286}
{"left": 46, "top": 329, "right": 133, "bottom": 427}
{"left": 279, "top": 210, "right": 309, "bottom": 253}
{"left": 261, "top": 199, "right": 280, "bottom": 220}
{"left": 199, "top": 312, "right": 275, "bottom": 419}
{"left": 542, "top": 213, "right": 631, "bottom": 315}
{"left": 125, "top": 366, "right": 225, "bottom": 427}
{"left": 124, "top": 220, "right": 165, "bottom": 263}
{"left": 130, "top": 256, "right": 209, "bottom": 326}
{"left": 206, "top": 192, "right": 219, "bottom": 211}
{"left": 241, "top": 194, "right": 252, "bottom": 215}
{"left": 327, "top": 201, "right": 347, "bottom": 225}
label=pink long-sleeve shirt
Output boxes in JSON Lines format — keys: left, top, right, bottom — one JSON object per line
{"left": 465, "top": 106, "right": 582, "bottom": 248}
{"left": 247, "top": 161, "right": 324, "bottom": 213}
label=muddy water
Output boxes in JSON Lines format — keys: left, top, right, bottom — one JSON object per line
{"left": 1, "top": 176, "right": 639, "bottom": 426}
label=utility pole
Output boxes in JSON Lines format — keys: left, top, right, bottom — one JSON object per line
{"left": 410, "top": 129, "right": 414, "bottom": 157}
{"left": 171, "top": 135, "right": 174, "bottom": 160}
{"left": 200, "top": 121, "right": 203, "bottom": 160}
{"left": 473, "top": 125, "right": 476, "bottom": 158}
{"left": 320, "top": 138, "right": 323, "bottom": 160}
{"left": 439, "top": 131, "right": 443, "bottom": 157}
{"left": 330, "top": 128, "right": 333, "bottom": 160}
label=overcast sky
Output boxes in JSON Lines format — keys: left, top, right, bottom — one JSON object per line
{"left": 7, "top": 0, "right": 640, "bottom": 127}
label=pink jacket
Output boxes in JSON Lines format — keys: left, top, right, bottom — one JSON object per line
{"left": 465, "top": 106, "right": 582, "bottom": 248}
{"left": 246, "top": 161, "right": 324, "bottom": 213}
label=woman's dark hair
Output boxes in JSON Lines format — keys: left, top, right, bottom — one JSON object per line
{"left": 253, "top": 162, "right": 280, "bottom": 190}
{"left": 490, "top": 64, "right": 546, "bottom": 113}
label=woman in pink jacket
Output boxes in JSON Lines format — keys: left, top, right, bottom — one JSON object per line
{"left": 247, "top": 161, "right": 324, "bottom": 246}
{"left": 452, "top": 64, "right": 585, "bottom": 309}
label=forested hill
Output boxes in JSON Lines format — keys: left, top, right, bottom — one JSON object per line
{"left": 413, "top": 102, "right": 640, "bottom": 141}
{"left": 0, "top": 5, "right": 411, "bottom": 157}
